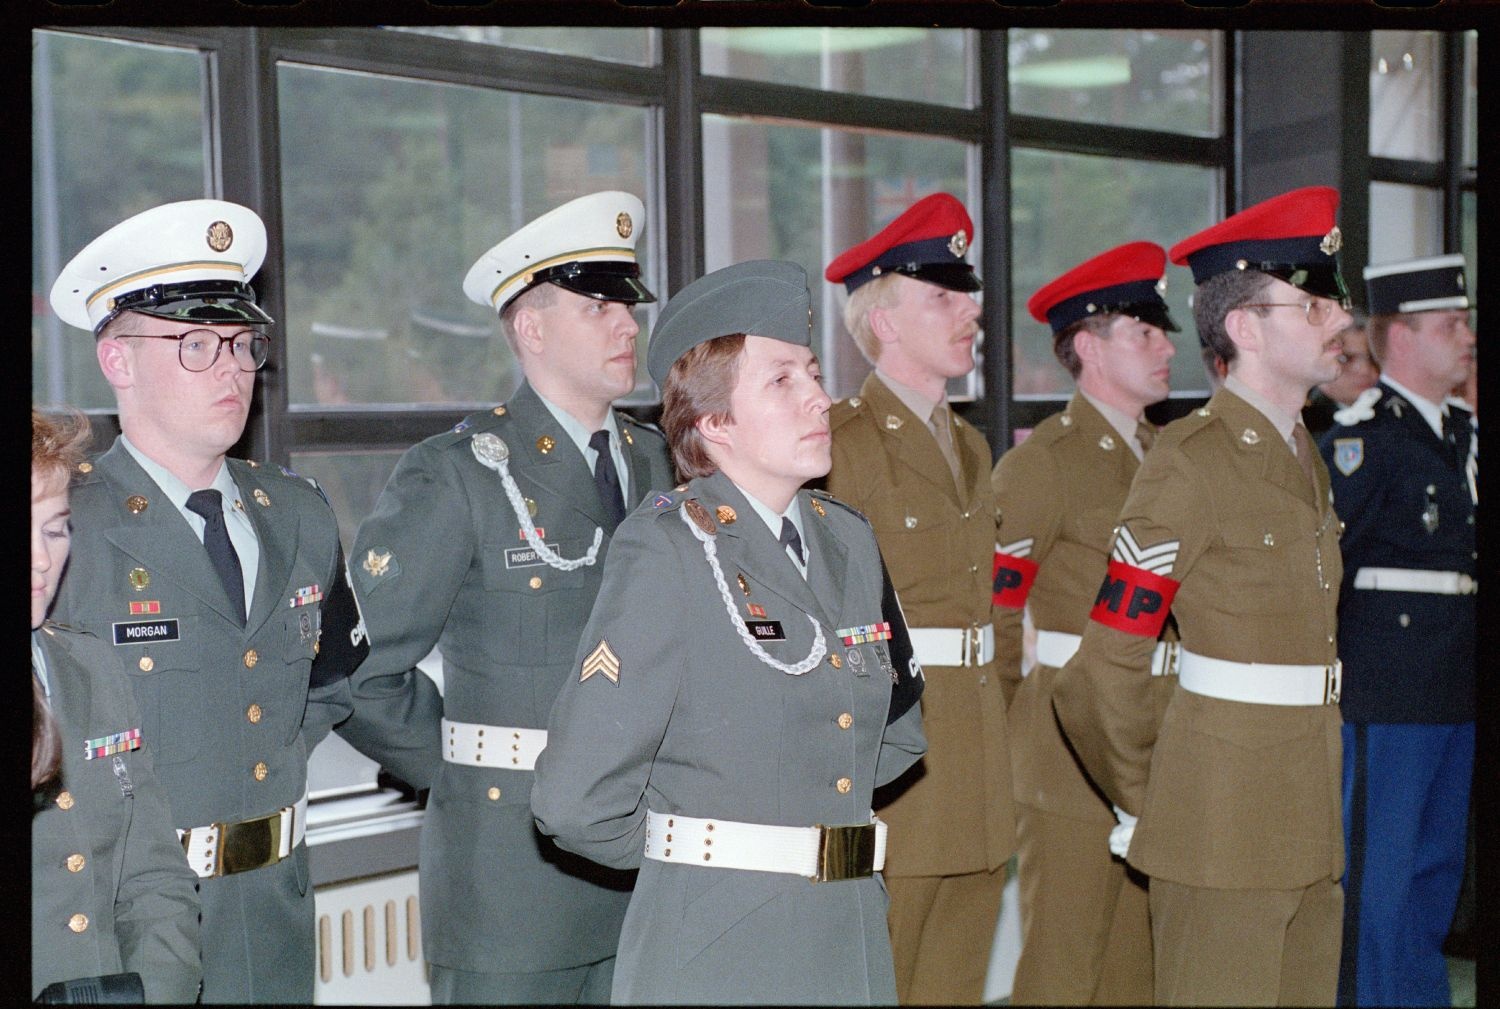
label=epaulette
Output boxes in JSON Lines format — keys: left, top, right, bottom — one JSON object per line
{"left": 648, "top": 486, "right": 690, "bottom": 514}
{"left": 808, "top": 488, "right": 870, "bottom": 526}
{"left": 618, "top": 412, "right": 666, "bottom": 441}
{"left": 828, "top": 395, "right": 867, "bottom": 432}
{"left": 1162, "top": 403, "right": 1221, "bottom": 450}
{"left": 1023, "top": 408, "right": 1077, "bottom": 448}
{"left": 231, "top": 458, "right": 331, "bottom": 506}
{"left": 1333, "top": 385, "right": 1382, "bottom": 427}
{"left": 432, "top": 404, "right": 510, "bottom": 447}
{"left": 71, "top": 456, "right": 103, "bottom": 485}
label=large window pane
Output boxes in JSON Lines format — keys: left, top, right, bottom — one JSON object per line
{"left": 1011, "top": 149, "right": 1220, "bottom": 397}
{"left": 389, "top": 26, "right": 654, "bottom": 66}
{"left": 1370, "top": 30, "right": 1442, "bottom": 162}
{"left": 1009, "top": 29, "right": 1222, "bottom": 137}
{"left": 278, "top": 64, "right": 652, "bottom": 408}
{"left": 32, "top": 31, "right": 210, "bottom": 411}
{"left": 702, "top": 115, "right": 972, "bottom": 399}
{"left": 1463, "top": 31, "right": 1477, "bottom": 169}
{"left": 701, "top": 28, "right": 971, "bottom": 108}
{"left": 1368, "top": 182, "right": 1442, "bottom": 266}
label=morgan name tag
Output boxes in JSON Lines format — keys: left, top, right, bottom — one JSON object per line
{"left": 112, "top": 618, "right": 181, "bottom": 645}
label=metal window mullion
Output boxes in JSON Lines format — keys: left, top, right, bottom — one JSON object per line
{"left": 1442, "top": 31, "right": 1465, "bottom": 253}
{"left": 1010, "top": 114, "right": 1226, "bottom": 169}
{"left": 661, "top": 28, "right": 703, "bottom": 298}
{"left": 979, "top": 29, "right": 1010, "bottom": 457}
{"left": 695, "top": 75, "right": 986, "bottom": 143}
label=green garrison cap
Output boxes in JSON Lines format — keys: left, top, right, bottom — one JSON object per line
{"left": 647, "top": 260, "right": 812, "bottom": 387}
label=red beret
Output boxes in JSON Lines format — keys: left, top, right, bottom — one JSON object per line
{"left": 1027, "top": 241, "right": 1177, "bottom": 334}
{"left": 825, "top": 193, "right": 980, "bottom": 294}
{"left": 1168, "top": 186, "right": 1348, "bottom": 302}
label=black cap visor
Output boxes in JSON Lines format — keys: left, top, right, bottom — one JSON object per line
{"left": 101, "top": 280, "right": 273, "bottom": 333}
{"left": 1258, "top": 262, "right": 1350, "bottom": 306}
{"left": 894, "top": 262, "right": 982, "bottom": 293}
{"left": 535, "top": 260, "right": 657, "bottom": 306}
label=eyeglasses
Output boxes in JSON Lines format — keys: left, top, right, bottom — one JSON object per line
{"left": 124, "top": 329, "right": 271, "bottom": 373}
{"left": 1241, "top": 299, "right": 1347, "bottom": 328}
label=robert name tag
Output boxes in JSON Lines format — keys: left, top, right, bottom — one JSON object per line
{"left": 505, "top": 544, "right": 558, "bottom": 569}
{"left": 112, "top": 618, "right": 181, "bottom": 645}
{"left": 745, "top": 620, "right": 785, "bottom": 641}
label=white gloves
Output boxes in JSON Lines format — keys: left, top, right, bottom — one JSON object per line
{"left": 1109, "top": 805, "right": 1137, "bottom": 859}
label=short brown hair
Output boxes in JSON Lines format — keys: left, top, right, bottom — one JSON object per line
{"left": 32, "top": 407, "right": 92, "bottom": 489}
{"left": 498, "top": 281, "right": 560, "bottom": 354}
{"left": 1365, "top": 312, "right": 1416, "bottom": 367}
{"left": 840, "top": 273, "right": 903, "bottom": 364}
{"left": 1192, "top": 269, "right": 1274, "bottom": 367}
{"left": 660, "top": 334, "right": 746, "bottom": 479}
{"left": 1053, "top": 314, "right": 1114, "bottom": 379}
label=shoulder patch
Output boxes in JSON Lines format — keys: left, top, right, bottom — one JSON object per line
{"left": 828, "top": 396, "right": 868, "bottom": 432}
{"left": 1332, "top": 438, "right": 1364, "bottom": 476}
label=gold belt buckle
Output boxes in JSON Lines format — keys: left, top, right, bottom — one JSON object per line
{"left": 218, "top": 808, "right": 285, "bottom": 877}
{"left": 1159, "top": 640, "right": 1180, "bottom": 677}
{"left": 813, "top": 823, "right": 877, "bottom": 883}
{"left": 1324, "top": 660, "right": 1342, "bottom": 705}
{"left": 964, "top": 625, "right": 983, "bottom": 667}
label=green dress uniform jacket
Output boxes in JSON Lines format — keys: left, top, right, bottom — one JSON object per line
{"left": 826, "top": 372, "right": 1014, "bottom": 877}
{"left": 348, "top": 381, "right": 675, "bottom": 976}
{"left": 32, "top": 624, "right": 201, "bottom": 1004}
{"left": 1052, "top": 388, "right": 1345, "bottom": 891}
{"left": 532, "top": 471, "right": 928, "bottom": 1005}
{"left": 993, "top": 394, "right": 1175, "bottom": 821}
{"left": 52, "top": 439, "right": 386, "bottom": 1004}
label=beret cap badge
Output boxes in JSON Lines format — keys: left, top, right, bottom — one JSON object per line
{"left": 1319, "top": 226, "right": 1342, "bottom": 256}
{"left": 948, "top": 230, "right": 968, "bottom": 258}
{"left": 206, "top": 220, "right": 234, "bottom": 253}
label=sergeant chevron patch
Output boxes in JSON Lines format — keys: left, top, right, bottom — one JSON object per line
{"left": 581, "top": 639, "right": 621, "bottom": 685}
{"left": 1111, "top": 524, "right": 1179, "bottom": 577}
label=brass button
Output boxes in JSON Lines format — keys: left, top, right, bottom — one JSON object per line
{"left": 1263, "top": 532, "right": 1275, "bottom": 547}
{"left": 66, "top": 853, "right": 86, "bottom": 873}
{"left": 56, "top": 791, "right": 74, "bottom": 810}
{"left": 252, "top": 761, "right": 268, "bottom": 781}
{"left": 246, "top": 703, "right": 263, "bottom": 724}
{"left": 487, "top": 787, "right": 501, "bottom": 801}
{"left": 969, "top": 564, "right": 979, "bottom": 573}
{"left": 138, "top": 656, "right": 154, "bottom": 672}
{"left": 1398, "top": 614, "right": 1411, "bottom": 628}
{"left": 529, "top": 576, "right": 543, "bottom": 590}
{"left": 77, "top": 461, "right": 93, "bottom": 474}
{"left": 243, "top": 649, "right": 259, "bottom": 668}
{"left": 979, "top": 674, "right": 988, "bottom": 686}
{"left": 829, "top": 653, "right": 842, "bottom": 669}
{"left": 835, "top": 777, "right": 853, "bottom": 794}
{"left": 837, "top": 713, "right": 853, "bottom": 730}
{"left": 68, "top": 913, "right": 89, "bottom": 933}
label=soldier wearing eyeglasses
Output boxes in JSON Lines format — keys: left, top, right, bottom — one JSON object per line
{"left": 1052, "top": 187, "right": 1353, "bottom": 1005}
{"left": 47, "top": 199, "right": 430, "bottom": 1003}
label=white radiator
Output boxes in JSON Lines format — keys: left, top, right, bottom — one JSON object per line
{"left": 312, "top": 869, "right": 431, "bottom": 1005}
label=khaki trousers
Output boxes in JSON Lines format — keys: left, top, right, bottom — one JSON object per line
{"left": 886, "top": 866, "right": 1006, "bottom": 1005}
{"left": 1011, "top": 803, "right": 1153, "bottom": 1005}
{"left": 1150, "top": 876, "right": 1342, "bottom": 1006}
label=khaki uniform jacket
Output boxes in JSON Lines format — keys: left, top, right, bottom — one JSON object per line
{"left": 532, "top": 471, "right": 927, "bottom": 1005}
{"left": 1052, "top": 388, "right": 1345, "bottom": 890}
{"left": 349, "top": 381, "right": 675, "bottom": 974}
{"left": 992, "top": 394, "right": 1175, "bottom": 821}
{"left": 53, "top": 440, "right": 382, "bottom": 1003}
{"left": 826, "top": 372, "right": 1015, "bottom": 877}
{"left": 32, "top": 624, "right": 201, "bottom": 1003}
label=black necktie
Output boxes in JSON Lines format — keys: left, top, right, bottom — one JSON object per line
{"left": 186, "top": 489, "right": 246, "bottom": 626}
{"left": 779, "top": 517, "right": 805, "bottom": 567}
{"left": 1441, "top": 411, "right": 1464, "bottom": 469}
{"left": 589, "top": 430, "right": 626, "bottom": 530}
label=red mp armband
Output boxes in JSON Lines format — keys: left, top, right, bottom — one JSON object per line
{"left": 1088, "top": 559, "right": 1179, "bottom": 637}
{"left": 992, "top": 550, "right": 1040, "bottom": 609}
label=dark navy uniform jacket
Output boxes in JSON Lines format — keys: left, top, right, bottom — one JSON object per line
{"left": 1319, "top": 380, "right": 1476, "bottom": 724}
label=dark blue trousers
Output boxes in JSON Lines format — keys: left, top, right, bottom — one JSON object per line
{"left": 1339, "top": 721, "right": 1473, "bottom": 1007}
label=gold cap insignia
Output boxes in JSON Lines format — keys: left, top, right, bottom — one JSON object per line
{"left": 128, "top": 567, "right": 151, "bottom": 590}
{"left": 537, "top": 435, "right": 556, "bottom": 454}
{"left": 1240, "top": 428, "right": 1261, "bottom": 446}
{"left": 206, "top": 220, "right": 234, "bottom": 252}
{"left": 885, "top": 415, "right": 904, "bottom": 431}
{"left": 684, "top": 499, "right": 717, "bottom": 536}
{"left": 126, "top": 495, "right": 148, "bottom": 514}
{"left": 810, "top": 498, "right": 826, "bottom": 518}
{"left": 253, "top": 488, "right": 271, "bottom": 507}
{"left": 363, "top": 549, "right": 392, "bottom": 577}
{"left": 1156, "top": 276, "right": 1168, "bottom": 295}
{"left": 581, "top": 639, "right": 621, "bottom": 684}
{"left": 1099, "top": 434, "right": 1116, "bottom": 451}
{"left": 715, "top": 505, "right": 737, "bottom": 525}
{"left": 948, "top": 230, "right": 968, "bottom": 258}
{"left": 1319, "top": 226, "right": 1342, "bottom": 256}
{"left": 616, "top": 212, "right": 633, "bottom": 239}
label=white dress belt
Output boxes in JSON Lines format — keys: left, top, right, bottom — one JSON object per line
{"left": 178, "top": 791, "right": 307, "bottom": 879}
{"left": 442, "top": 717, "right": 547, "bottom": 770}
{"left": 642, "top": 810, "right": 887, "bottom": 882}
{"left": 1034, "top": 630, "right": 1179, "bottom": 676}
{"left": 1354, "top": 567, "right": 1477, "bottom": 595}
{"left": 908, "top": 625, "right": 994, "bottom": 668}
{"left": 1177, "top": 649, "right": 1341, "bottom": 706}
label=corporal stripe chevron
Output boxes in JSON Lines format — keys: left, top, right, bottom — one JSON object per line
{"left": 1111, "top": 524, "right": 1179, "bottom": 576}
{"left": 997, "top": 537, "right": 1035, "bottom": 558}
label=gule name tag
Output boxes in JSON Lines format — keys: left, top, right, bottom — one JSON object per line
{"left": 745, "top": 620, "right": 785, "bottom": 641}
